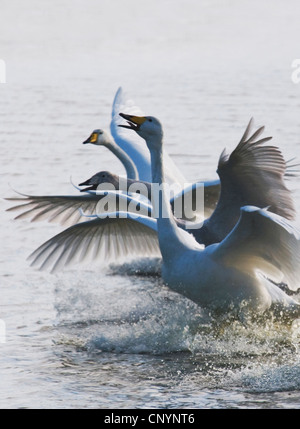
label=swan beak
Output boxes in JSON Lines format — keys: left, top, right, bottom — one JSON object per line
{"left": 119, "top": 113, "right": 146, "bottom": 131}
{"left": 83, "top": 132, "right": 98, "bottom": 144}
{"left": 79, "top": 185, "right": 95, "bottom": 192}
{"left": 79, "top": 177, "right": 92, "bottom": 186}
{"left": 78, "top": 177, "right": 96, "bottom": 192}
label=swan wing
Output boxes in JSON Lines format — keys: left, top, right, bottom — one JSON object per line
{"left": 110, "top": 87, "right": 152, "bottom": 182}
{"left": 202, "top": 180, "right": 221, "bottom": 214}
{"left": 216, "top": 118, "right": 295, "bottom": 220}
{"left": 170, "top": 179, "right": 220, "bottom": 219}
{"left": 212, "top": 206, "right": 300, "bottom": 291}
{"left": 6, "top": 189, "right": 153, "bottom": 226}
{"left": 111, "top": 87, "right": 186, "bottom": 187}
{"left": 5, "top": 193, "right": 101, "bottom": 226}
{"left": 28, "top": 213, "right": 160, "bottom": 273}
{"left": 285, "top": 157, "right": 300, "bottom": 178}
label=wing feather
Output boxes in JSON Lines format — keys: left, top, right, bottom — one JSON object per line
{"left": 212, "top": 206, "right": 300, "bottom": 291}
{"left": 5, "top": 190, "right": 153, "bottom": 226}
{"left": 216, "top": 118, "right": 295, "bottom": 220}
{"left": 6, "top": 193, "right": 100, "bottom": 227}
{"left": 28, "top": 213, "right": 160, "bottom": 273}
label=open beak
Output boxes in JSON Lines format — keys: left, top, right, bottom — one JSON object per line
{"left": 119, "top": 113, "right": 146, "bottom": 131}
{"left": 79, "top": 185, "right": 95, "bottom": 192}
{"left": 78, "top": 177, "right": 96, "bottom": 192}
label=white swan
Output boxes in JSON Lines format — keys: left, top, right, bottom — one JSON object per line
{"left": 25, "top": 117, "right": 298, "bottom": 274}
{"left": 29, "top": 114, "right": 300, "bottom": 320}
{"left": 114, "top": 114, "right": 300, "bottom": 320}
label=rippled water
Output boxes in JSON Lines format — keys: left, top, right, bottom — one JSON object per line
{"left": 1, "top": 0, "right": 300, "bottom": 409}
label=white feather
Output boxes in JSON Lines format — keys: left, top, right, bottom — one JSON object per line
{"left": 28, "top": 213, "right": 160, "bottom": 273}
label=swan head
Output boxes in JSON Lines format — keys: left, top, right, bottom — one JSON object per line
{"left": 82, "top": 129, "right": 112, "bottom": 147}
{"left": 119, "top": 113, "right": 163, "bottom": 149}
{"left": 78, "top": 171, "right": 120, "bottom": 192}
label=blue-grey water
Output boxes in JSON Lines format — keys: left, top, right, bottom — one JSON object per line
{"left": 1, "top": 0, "right": 300, "bottom": 409}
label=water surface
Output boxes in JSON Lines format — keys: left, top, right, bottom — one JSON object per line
{"left": 1, "top": 0, "right": 300, "bottom": 409}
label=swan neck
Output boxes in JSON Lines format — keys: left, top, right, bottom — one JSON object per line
{"left": 108, "top": 140, "right": 139, "bottom": 180}
{"left": 149, "top": 139, "right": 185, "bottom": 256}
{"left": 150, "top": 143, "right": 171, "bottom": 218}
{"left": 151, "top": 144, "right": 164, "bottom": 187}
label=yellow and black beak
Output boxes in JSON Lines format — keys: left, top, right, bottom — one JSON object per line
{"left": 119, "top": 113, "right": 146, "bottom": 131}
{"left": 83, "top": 132, "right": 98, "bottom": 144}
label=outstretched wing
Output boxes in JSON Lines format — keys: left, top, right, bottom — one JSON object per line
{"left": 28, "top": 213, "right": 160, "bottom": 273}
{"left": 170, "top": 120, "right": 298, "bottom": 223}
{"left": 216, "top": 118, "right": 295, "bottom": 220}
{"left": 110, "top": 87, "right": 152, "bottom": 182}
{"left": 5, "top": 190, "right": 153, "bottom": 226}
{"left": 5, "top": 192, "right": 101, "bottom": 226}
{"left": 212, "top": 206, "right": 300, "bottom": 291}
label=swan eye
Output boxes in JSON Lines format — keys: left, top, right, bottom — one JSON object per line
{"left": 148, "top": 118, "right": 153, "bottom": 122}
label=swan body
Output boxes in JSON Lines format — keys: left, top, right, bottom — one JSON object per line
{"left": 161, "top": 208, "right": 300, "bottom": 316}
{"left": 115, "top": 113, "right": 300, "bottom": 320}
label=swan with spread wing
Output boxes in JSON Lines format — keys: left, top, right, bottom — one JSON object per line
{"left": 114, "top": 114, "right": 300, "bottom": 319}
{"left": 25, "top": 115, "right": 297, "bottom": 274}
{"left": 6, "top": 117, "right": 296, "bottom": 229}
{"left": 29, "top": 114, "right": 300, "bottom": 320}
